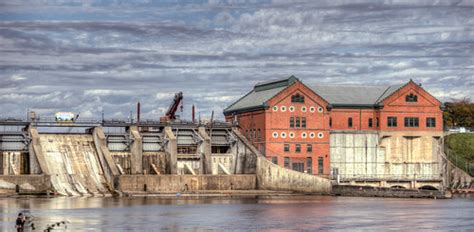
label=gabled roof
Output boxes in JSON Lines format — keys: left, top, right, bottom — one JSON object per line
{"left": 223, "top": 76, "right": 297, "bottom": 115}
{"left": 310, "top": 83, "right": 404, "bottom": 107}
{"left": 224, "top": 76, "right": 433, "bottom": 115}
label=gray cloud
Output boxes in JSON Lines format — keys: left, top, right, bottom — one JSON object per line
{"left": 0, "top": 0, "right": 473, "bottom": 120}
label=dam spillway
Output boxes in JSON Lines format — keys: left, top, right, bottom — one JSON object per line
{"left": 40, "top": 134, "right": 109, "bottom": 196}
{"left": 0, "top": 120, "right": 333, "bottom": 196}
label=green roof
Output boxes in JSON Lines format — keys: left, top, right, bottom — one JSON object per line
{"left": 223, "top": 76, "right": 297, "bottom": 115}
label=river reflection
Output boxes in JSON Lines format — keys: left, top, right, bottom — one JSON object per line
{"left": 0, "top": 195, "right": 473, "bottom": 231}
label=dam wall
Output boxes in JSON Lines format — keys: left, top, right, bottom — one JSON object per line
{"left": 0, "top": 175, "right": 51, "bottom": 194}
{"left": 1, "top": 123, "right": 333, "bottom": 196}
{"left": 116, "top": 175, "right": 257, "bottom": 193}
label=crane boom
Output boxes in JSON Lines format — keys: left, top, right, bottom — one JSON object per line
{"left": 161, "top": 92, "right": 183, "bottom": 122}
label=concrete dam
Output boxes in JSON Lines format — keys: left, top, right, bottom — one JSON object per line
{"left": 0, "top": 120, "right": 332, "bottom": 196}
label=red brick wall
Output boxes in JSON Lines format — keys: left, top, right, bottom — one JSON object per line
{"left": 226, "top": 110, "right": 266, "bottom": 152}
{"left": 329, "top": 109, "right": 379, "bottom": 131}
{"left": 264, "top": 81, "right": 330, "bottom": 175}
{"left": 379, "top": 82, "right": 443, "bottom": 131}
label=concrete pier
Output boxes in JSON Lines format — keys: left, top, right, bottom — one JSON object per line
{"left": 129, "top": 126, "right": 143, "bottom": 174}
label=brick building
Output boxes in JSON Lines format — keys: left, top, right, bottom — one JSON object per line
{"left": 224, "top": 76, "right": 443, "bottom": 184}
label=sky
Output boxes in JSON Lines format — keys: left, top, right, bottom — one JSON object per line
{"left": 0, "top": 0, "right": 473, "bottom": 121}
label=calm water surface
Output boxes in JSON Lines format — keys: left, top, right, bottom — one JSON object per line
{"left": 0, "top": 195, "right": 472, "bottom": 231}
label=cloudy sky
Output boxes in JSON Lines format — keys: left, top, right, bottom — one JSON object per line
{"left": 1, "top": 0, "right": 473, "bottom": 121}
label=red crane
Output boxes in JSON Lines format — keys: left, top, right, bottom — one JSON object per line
{"left": 160, "top": 92, "right": 183, "bottom": 122}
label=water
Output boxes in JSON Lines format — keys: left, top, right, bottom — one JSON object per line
{"left": 1, "top": 195, "right": 473, "bottom": 231}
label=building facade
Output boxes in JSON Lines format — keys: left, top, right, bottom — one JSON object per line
{"left": 224, "top": 76, "right": 444, "bottom": 187}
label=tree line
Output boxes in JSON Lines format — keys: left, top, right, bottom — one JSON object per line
{"left": 443, "top": 98, "right": 474, "bottom": 128}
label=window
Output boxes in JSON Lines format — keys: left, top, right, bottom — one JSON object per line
{"left": 302, "top": 117, "right": 306, "bottom": 128}
{"left": 329, "top": 117, "right": 332, "bottom": 128}
{"left": 406, "top": 93, "right": 418, "bottom": 102}
{"left": 404, "top": 117, "right": 419, "bottom": 127}
{"left": 318, "top": 157, "right": 324, "bottom": 175}
{"left": 284, "top": 144, "right": 289, "bottom": 152}
{"left": 348, "top": 117, "right": 353, "bottom": 128}
{"left": 307, "top": 144, "right": 312, "bottom": 152}
{"left": 284, "top": 157, "right": 290, "bottom": 168}
{"left": 291, "top": 94, "right": 305, "bottom": 103}
{"left": 290, "top": 117, "right": 294, "bottom": 128}
{"left": 376, "top": 117, "right": 379, "bottom": 127}
{"left": 295, "top": 144, "right": 301, "bottom": 153}
{"left": 292, "top": 163, "right": 304, "bottom": 172}
{"left": 306, "top": 157, "right": 312, "bottom": 174}
{"left": 368, "top": 118, "right": 373, "bottom": 128}
{"left": 387, "top": 117, "right": 397, "bottom": 127}
{"left": 257, "top": 129, "right": 261, "bottom": 139}
{"left": 296, "top": 117, "right": 301, "bottom": 128}
{"left": 426, "top": 117, "right": 436, "bottom": 128}
{"left": 271, "top": 157, "right": 278, "bottom": 165}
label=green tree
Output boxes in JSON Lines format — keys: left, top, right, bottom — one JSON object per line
{"left": 443, "top": 98, "right": 474, "bottom": 127}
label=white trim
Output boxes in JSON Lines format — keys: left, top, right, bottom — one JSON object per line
{"left": 289, "top": 132, "right": 295, "bottom": 138}
{"left": 301, "top": 132, "right": 307, "bottom": 139}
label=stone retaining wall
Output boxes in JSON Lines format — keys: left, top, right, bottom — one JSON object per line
{"left": 115, "top": 175, "right": 257, "bottom": 192}
{"left": 0, "top": 175, "right": 51, "bottom": 194}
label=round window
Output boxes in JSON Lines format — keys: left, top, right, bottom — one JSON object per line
{"left": 281, "top": 132, "right": 287, "bottom": 138}
{"left": 301, "top": 132, "right": 307, "bottom": 139}
{"left": 272, "top": 132, "right": 278, "bottom": 138}
{"left": 289, "top": 106, "right": 295, "bottom": 112}
{"left": 318, "top": 132, "right": 324, "bottom": 138}
{"left": 289, "top": 132, "right": 295, "bottom": 138}
{"left": 309, "top": 106, "right": 316, "bottom": 112}
{"left": 272, "top": 106, "right": 278, "bottom": 112}
{"left": 301, "top": 106, "right": 307, "bottom": 112}
{"left": 309, "top": 132, "right": 316, "bottom": 138}
{"left": 317, "top": 107, "right": 323, "bottom": 113}
{"left": 281, "top": 106, "right": 287, "bottom": 112}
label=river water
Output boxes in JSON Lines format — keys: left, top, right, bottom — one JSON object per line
{"left": 1, "top": 195, "right": 472, "bottom": 231}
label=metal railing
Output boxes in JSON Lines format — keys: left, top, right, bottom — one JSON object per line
{"left": 445, "top": 148, "right": 474, "bottom": 176}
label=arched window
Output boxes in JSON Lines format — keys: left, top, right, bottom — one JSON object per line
{"left": 291, "top": 94, "right": 305, "bottom": 103}
{"left": 406, "top": 93, "right": 417, "bottom": 102}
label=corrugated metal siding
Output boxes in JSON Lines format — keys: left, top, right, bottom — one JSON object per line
{"left": 210, "top": 130, "right": 230, "bottom": 146}
{"left": 108, "top": 143, "right": 128, "bottom": 151}
{"left": 142, "top": 136, "right": 163, "bottom": 152}
{"left": 0, "top": 135, "right": 27, "bottom": 151}
{"left": 176, "top": 130, "right": 197, "bottom": 146}
{"left": 107, "top": 135, "right": 129, "bottom": 152}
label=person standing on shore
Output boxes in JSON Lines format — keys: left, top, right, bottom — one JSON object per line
{"left": 15, "top": 213, "right": 25, "bottom": 232}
